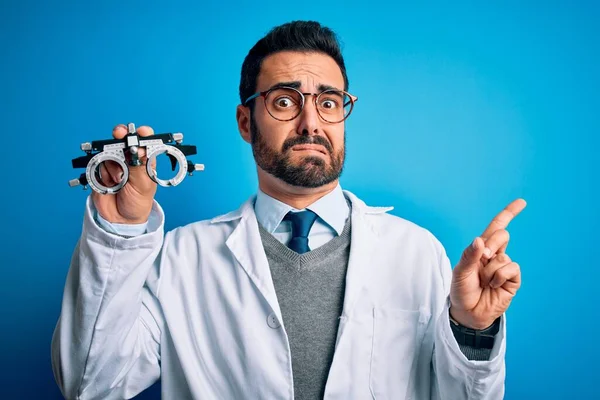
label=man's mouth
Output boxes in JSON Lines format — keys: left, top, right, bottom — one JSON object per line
{"left": 290, "top": 144, "right": 328, "bottom": 155}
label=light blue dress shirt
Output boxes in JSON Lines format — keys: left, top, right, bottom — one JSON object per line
{"left": 95, "top": 208, "right": 150, "bottom": 237}
{"left": 95, "top": 184, "right": 350, "bottom": 251}
{"left": 254, "top": 184, "right": 350, "bottom": 251}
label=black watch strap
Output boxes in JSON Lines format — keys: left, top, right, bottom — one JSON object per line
{"left": 449, "top": 312, "right": 501, "bottom": 350}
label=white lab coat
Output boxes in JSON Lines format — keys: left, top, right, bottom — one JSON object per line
{"left": 52, "top": 190, "right": 506, "bottom": 400}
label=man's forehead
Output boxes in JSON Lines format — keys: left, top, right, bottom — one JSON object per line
{"left": 257, "top": 51, "right": 344, "bottom": 91}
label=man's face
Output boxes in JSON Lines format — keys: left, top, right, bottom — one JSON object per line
{"left": 249, "top": 51, "right": 346, "bottom": 188}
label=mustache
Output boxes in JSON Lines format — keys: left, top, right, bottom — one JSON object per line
{"left": 282, "top": 135, "right": 334, "bottom": 154}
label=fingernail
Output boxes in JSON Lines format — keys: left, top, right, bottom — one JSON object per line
{"left": 472, "top": 238, "right": 478, "bottom": 249}
{"left": 483, "top": 248, "right": 492, "bottom": 258}
{"left": 112, "top": 171, "right": 123, "bottom": 183}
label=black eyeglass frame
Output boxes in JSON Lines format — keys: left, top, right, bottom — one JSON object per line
{"left": 243, "top": 86, "right": 358, "bottom": 123}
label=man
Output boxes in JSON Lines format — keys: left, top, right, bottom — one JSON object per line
{"left": 52, "top": 21, "right": 525, "bottom": 399}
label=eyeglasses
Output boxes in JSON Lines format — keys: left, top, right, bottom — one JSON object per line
{"left": 244, "top": 86, "right": 358, "bottom": 123}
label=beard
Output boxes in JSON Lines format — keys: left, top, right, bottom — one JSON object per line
{"left": 250, "top": 118, "right": 345, "bottom": 188}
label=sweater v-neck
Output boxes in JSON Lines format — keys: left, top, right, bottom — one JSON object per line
{"left": 257, "top": 215, "right": 352, "bottom": 268}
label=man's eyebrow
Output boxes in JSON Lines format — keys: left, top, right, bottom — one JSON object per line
{"left": 317, "top": 83, "right": 343, "bottom": 92}
{"left": 266, "top": 82, "right": 344, "bottom": 92}
{"left": 267, "top": 81, "right": 301, "bottom": 91}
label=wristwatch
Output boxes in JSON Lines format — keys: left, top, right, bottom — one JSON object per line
{"left": 449, "top": 312, "right": 501, "bottom": 349}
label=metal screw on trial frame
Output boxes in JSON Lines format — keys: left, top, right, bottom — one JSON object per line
{"left": 68, "top": 179, "right": 81, "bottom": 187}
{"left": 188, "top": 164, "right": 205, "bottom": 176}
{"left": 127, "top": 123, "right": 142, "bottom": 166}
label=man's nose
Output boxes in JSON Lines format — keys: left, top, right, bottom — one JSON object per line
{"left": 296, "top": 95, "right": 321, "bottom": 136}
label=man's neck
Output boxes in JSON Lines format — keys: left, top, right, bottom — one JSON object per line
{"left": 258, "top": 177, "right": 339, "bottom": 210}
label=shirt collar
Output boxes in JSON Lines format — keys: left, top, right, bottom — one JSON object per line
{"left": 254, "top": 184, "right": 349, "bottom": 235}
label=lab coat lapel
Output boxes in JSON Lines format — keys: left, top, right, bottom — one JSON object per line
{"left": 341, "top": 191, "right": 394, "bottom": 317}
{"left": 324, "top": 191, "right": 394, "bottom": 398}
{"left": 214, "top": 197, "right": 283, "bottom": 322}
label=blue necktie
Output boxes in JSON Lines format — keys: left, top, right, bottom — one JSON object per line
{"left": 284, "top": 210, "right": 318, "bottom": 254}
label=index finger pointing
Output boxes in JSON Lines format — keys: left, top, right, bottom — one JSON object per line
{"left": 481, "top": 198, "right": 527, "bottom": 240}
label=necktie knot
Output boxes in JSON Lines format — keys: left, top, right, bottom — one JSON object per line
{"left": 283, "top": 210, "right": 318, "bottom": 254}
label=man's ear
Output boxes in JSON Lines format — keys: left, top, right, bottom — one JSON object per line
{"left": 236, "top": 105, "right": 252, "bottom": 144}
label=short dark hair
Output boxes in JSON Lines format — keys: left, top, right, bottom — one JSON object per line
{"left": 239, "top": 21, "right": 349, "bottom": 106}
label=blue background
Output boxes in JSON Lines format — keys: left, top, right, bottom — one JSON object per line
{"left": 1, "top": 0, "right": 597, "bottom": 398}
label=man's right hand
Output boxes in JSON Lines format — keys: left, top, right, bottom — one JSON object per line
{"left": 92, "top": 124, "right": 158, "bottom": 224}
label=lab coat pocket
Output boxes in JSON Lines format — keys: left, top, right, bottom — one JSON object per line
{"left": 369, "top": 307, "right": 431, "bottom": 400}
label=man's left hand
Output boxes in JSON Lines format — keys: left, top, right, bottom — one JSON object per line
{"left": 449, "top": 199, "right": 527, "bottom": 330}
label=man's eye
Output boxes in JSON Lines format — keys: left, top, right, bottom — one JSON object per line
{"left": 275, "top": 97, "right": 294, "bottom": 108}
{"left": 320, "top": 99, "right": 338, "bottom": 109}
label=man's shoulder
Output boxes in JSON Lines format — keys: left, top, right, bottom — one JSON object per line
{"left": 166, "top": 196, "right": 255, "bottom": 240}
{"left": 348, "top": 191, "right": 442, "bottom": 250}
{"left": 371, "top": 210, "right": 428, "bottom": 231}
{"left": 366, "top": 209, "right": 437, "bottom": 242}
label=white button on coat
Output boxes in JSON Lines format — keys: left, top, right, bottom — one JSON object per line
{"left": 267, "top": 313, "right": 281, "bottom": 329}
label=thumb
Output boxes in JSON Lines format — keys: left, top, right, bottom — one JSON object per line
{"left": 455, "top": 237, "right": 485, "bottom": 275}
